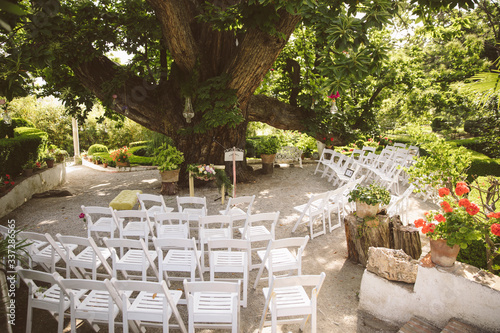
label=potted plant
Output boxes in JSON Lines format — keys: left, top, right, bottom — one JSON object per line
{"left": 53, "top": 148, "right": 68, "bottom": 163}
{"left": 413, "top": 182, "right": 483, "bottom": 267}
{"left": 102, "top": 158, "right": 108, "bottom": 168}
{"left": 22, "top": 159, "right": 36, "bottom": 177}
{"left": 110, "top": 146, "right": 131, "bottom": 167}
{"left": 348, "top": 183, "right": 391, "bottom": 221}
{"left": 44, "top": 154, "right": 55, "bottom": 168}
{"left": 153, "top": 143, "right": 185, "bottom": 186}
{"left": 0, "top": 174, "right": 15, "bottom": 195}
{"left": 259, "top": 136, "right": 280, "bottom": 174}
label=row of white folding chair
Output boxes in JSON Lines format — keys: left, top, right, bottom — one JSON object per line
{"left": 314, "top": 148, "right": 336, "bottom": 175}
{"left": 386, "top": 184, "right": 416, "bottom": 225}
{"left": 15, "top": 266, "right": 187, "bottom": 333}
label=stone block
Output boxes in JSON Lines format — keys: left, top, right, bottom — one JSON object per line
{"left": 366, "top": 247, "right": 418, "bottom": 284}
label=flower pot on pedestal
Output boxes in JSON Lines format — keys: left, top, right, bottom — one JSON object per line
{"left": 355, "top": 201, "right": 380, "bottom": 219}
{"left": 261, "top": 153, "right": 276, "bottom": 174}
{"left": 430, "top": 238, "right": 460, "bottom": 267}
{"left": 160, "top": 169, "right": 180, "bottom": 195}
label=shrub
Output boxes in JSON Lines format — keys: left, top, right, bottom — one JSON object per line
{"left": 129, "top": 140, "right": 150, "bottom": 148}
{"left": 431, "top": 117, "right": 451, "bottom": 132}
{"left": 87, "top": 144, "right": 109, "bottom": 155}
{"left": 0, "top": 127, "right": 48, "bottom": 176}
{"left": 0, "top": 117, "right": 35, "bottom": 138}
{"left": 245, "top": 138, "right": 259, "bottom": 158}
{"left": 464, "top": 117, "right": 497, "bottom": 137}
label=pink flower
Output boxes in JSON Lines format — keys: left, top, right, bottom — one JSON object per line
{"left": 327, "top": 91, "right": 340, "bottom": 99}
{"left": 79, "top": 213, "right": 85, "bottom": 219}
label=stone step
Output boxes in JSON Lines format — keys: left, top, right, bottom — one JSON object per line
{"left": 398, "top": 316, "right": 440, "bottom": 333}
{"left": 441, "top": 318, "right": 481, "bottom": 333}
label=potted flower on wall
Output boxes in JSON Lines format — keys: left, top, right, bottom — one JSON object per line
{"left": 348, "top": 183, "right": 391, "bottom": 222}
{"left": 413, "top": 182, "right": 483, "bottom": 267}
{"left": 110, "top": 146, "right": 131, "bottom": 167}
{"left": 22, "top": 159, "right": 36, "bottom": 177}
{"left": 44, "top": 154, "right": 55, "bottom": 168}
{"left": 153, "top": 143, "right": 185, "bottom": 194}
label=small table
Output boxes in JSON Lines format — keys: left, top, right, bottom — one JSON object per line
{"left": 109, "top": 190, "right": 143, "bottom": 210}
{"left": 189, "top": 165, "right": 226, "bottom": 204}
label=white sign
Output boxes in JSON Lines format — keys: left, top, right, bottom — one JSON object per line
{"left": 224, "top": 148, "right": 244, "bottom": 162}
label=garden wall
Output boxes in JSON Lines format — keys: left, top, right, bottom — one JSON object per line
{"left": 358, "top": 262, "right": 500, "bottom": 331}
{"left": 0, "top": 163, "right": 66, "bottom": 218}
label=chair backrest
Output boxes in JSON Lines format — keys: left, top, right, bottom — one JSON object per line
{"left": 112, "top": 209, "right": 154, "bottom": 235}
{"left": 222, "top": 195, "right": 255, "bottom": 216}
{"left": 16, "top": 266, "right": 60, "bottom": 289}
{"left": 81, "top": 205, "right": 115, "bottom": 225}
{"left": 361, "top": 146, "right": 376, "bottom": 154}
{"left": 267, "top": 236, "right": 309, "bottom": 254}
{"left": 199, "top": 215, "right": 233, "bottom": 230}
{"left": 394, "top": 142, "right": 407, "bottom": 149}
{"left": 153, "top": 236, "right": 199, "bottom": 252}
{"left": 241, "top": 211, "right": 280, "bottom": 239}
{"left": 319, "top": 148, "right": 336, "bottom": 162}
{"left": 184, "top": 279, "right": 241, "bottom": 295}
{"left": 408, "top": 145, "right": 419, "bottom": 156}
{"left": 109, "top": 277, "right": 187, "bottom": 332}
{"left": 177, "top": 196, "right": 207, "bottom": 211}
{"left": 137, "top": 193, "right": 168, "bottom": 211}
{"left": 154, "top": 211, "right": 188, "bottom": 226}
{"left": 350, "top": 149, "right": 364, "bottom": 162}
{"left": 269, "top": 272, "right": 326, "bottom": 297}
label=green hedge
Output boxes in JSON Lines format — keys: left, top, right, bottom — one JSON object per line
{"left": 0, "top": 126, "right": 48, "bottom": 176}
{"left": 0, "top": 117, "right": 35, "bottom": 138}
{"left": 88, "top": 144, "right": 109, "bottom": 155}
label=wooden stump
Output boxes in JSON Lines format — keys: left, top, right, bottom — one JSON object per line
{"left": 161, "top": 181, "right": 178, "bottom": 195}
{"left": 345, "top": 213, "right": 422, "bottom": 266}
{"left": 345, "top": 214, "right": 391, "bottom": 266}
{"left": 261, "top": 163, "right": 274, "bottom": 174}
{"left": 390, "top": 218, "right": 422, "bottom": 260}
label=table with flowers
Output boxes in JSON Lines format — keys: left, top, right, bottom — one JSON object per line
{"left": 188, "top": 164, "right": 226, "bottom": 204}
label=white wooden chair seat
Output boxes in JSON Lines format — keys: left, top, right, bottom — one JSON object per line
{"left": 116, "top": 249, "right": 157, "bottom": 269}
{"left": 238, "top": 225, "right": 271, "bottom": 242}
{"left": 262, "top": 285, "right": 311, "bottom": 314}
{"left": 157, "top": 224, "right": 189, "bottom": 239}
{"left": 122, "top": 222, "right": 153, "bottom": 236}
{"left": 31, "top": 242, "right": 77, "bottom": 269}
{"left": 127, "top": 289, "right": 182, "bottom": 320}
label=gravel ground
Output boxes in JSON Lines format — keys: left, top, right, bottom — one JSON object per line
{"left": 2, "top": 161, "right": 436, "bottom": 333}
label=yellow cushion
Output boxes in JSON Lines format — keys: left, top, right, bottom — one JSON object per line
{"left": 109, "top": 190, "right": 143, "bottom": 210}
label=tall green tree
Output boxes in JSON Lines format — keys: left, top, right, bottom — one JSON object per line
{"left": 0, "top": 0, "right": 475, "bottom": 180}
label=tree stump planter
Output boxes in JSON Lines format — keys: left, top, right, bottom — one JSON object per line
{"left": 160, "top": 169, "right": 180, "bottom": 195}
{"left": 261, "top": 154, "right": 276, "bottom": 174}
{"left": 345, "top": 213, "right": 422, "bottom": 267}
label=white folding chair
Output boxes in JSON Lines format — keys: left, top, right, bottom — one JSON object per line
{"left": 55, "top": 234, "right": 112, "bottom": 280}
{"left": 258, "top": 273, "right": 326, "bottom": 333}
{"left": 219, "top": 195, "right": 255, "bottom": 218}
{"left": 314, "top": 148, "right": 336, "bottom": 175}
{"left": 154, "top": 237, "right": 204, "bottom": 283}
{"left": 56, "top": 277, "right": 122, "bottom": 333}
{"left": 184, "top": 279, "right": 241, "bottom": 333}
{"left": 394, "top": 142, "right": 407, "bottom": 149}
{"left": 387, "top": 184, "right": 415, "bottom": 225}
{"left": 154, "top": 211, "right": 190, "bottom": 239}
{"left": 321, "top": 152, "right": 346, "bottom": 181}
{"left": 17, "top": 231, "right": 55, "bottom": 272}
{"left": 42, "top": 233, "right": 82, "bottom": 276}
{"left": 198, "top": 215, "right": 233, "bottom": 272}
{"left": 112, "top": 209, "right": 155, "bottom": 247}
{"left": 103, "top": 237, "right": 159, "bottom": 281}
{"left": 108, "top": 278, "right": 187, "bottom": 333}
{"left": 292, "top": 192, "right": 329, "bottom": 239}
{"left": 208, "top": 239, "right": 250, "bottom": 308}
{"left": 253, "top": 236, "right": 309, "bottom": 289}
{"left": 81, "top": 205, "right": 118, "bottom": 243}
{"left": 137, "top": 193, "right": 173, "bottom": 216}
{"left": 15, "top": 266, "right": 87, "bottom": 333}
{"left": 238, "top": 211, "right": 279, "bottom": 270}
{"left": 177, "top": 196, "right": 207, "bottom": 234}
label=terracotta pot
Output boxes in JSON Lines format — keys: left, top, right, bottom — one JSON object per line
{"left": 46, "top": 160, "right": 54, "bottom": 168}
{"left": 116, "top": 161, "right": 130, "bottom": 167}
{"left": 23, "top": 168, "right": 33, "bottom": 177}
{"left": 103, "top": 163, "right": 108, "bottom": 168}
{"left": 355, "top": 201, "right": 380, "bottom": 218}
{"left": 160, "top": 169, "right": 180, "bottom": 183}
{"left": 430, "top": 238, "right": 460, "bottom": 267}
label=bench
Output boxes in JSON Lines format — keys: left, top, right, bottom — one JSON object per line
{"left": 274, "top": 146, "right": 303, "bottom": 168}
{"left": 109, "top": 190, "right": 143, "bottom": 210}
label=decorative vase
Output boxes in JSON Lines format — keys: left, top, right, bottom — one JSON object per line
{"left": 430, "top": 238, "right": 460, "bottom": 267}
{"left": 116, "top": 161, "right": 130, "bottom": 167}
{"left": 355, "top": 201, "right": 380, "bottom": 218}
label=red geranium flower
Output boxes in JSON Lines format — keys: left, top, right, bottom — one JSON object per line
{"left": 422, "top": 223, "right": 435, "bottom": 234}
{"left": 440, "top": 201, "right": 453, "bottom": 213}
{"left": 466, "top": 203, "right": 480, "bottom": 216}
{"left": 491, "top": 224, "right": 500, "bottom": 237}
{"left": 455, "top": 183, "right": 470, "bottom": 196}
{"left": 487, "top": 212, "right": 500, "bottom": 219}
{"left": 414, "top": 218, "right": 426, "bottom": 228}
{"left": 438, "top": 187, "right": 450, "bottom": 197}
{"left": 458, "top": 198, "right": 471, "bottom": 208}
{"left": 434, "top": 214, "right": 446, "bottom": 223}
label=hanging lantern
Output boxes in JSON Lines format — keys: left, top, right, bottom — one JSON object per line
{"left": 330, "top": 100, "right": 338, "bottom": 114}
{"left": 3, "top": 112, "right": 11, "bottom": 125}
{"left": 183, "top": 97, "right": 194, "bottom": 123}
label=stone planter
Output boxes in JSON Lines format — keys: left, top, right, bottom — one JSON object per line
{"left": 430, "top": 238, "right": 460, "bottom": 267}
{"left": 160, "top": 169, "right": 180, "bottom": 195}
{"left": 356, "top": 201, "right": 380, "bottom": 218}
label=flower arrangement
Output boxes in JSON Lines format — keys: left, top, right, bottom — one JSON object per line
{"left": 413, "top": 182, "right": 482, "bottom": 249}
{"left": 110, "top": 146, "right": 131, "bottom": 164}
{"left": 187, "top": 164, "right": 217, "bottom": 181}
